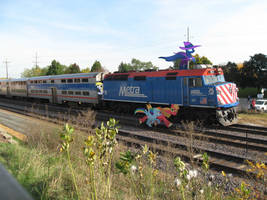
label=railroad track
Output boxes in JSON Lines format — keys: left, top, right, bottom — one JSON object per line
{"left": 0, "top": 97, "right": 266, "bottom": 176}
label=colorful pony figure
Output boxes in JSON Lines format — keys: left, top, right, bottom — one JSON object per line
{"left": 135, "top": 104, "right": 179, "bottom": 128}
{"left": 159, "top": 41, "right": 200, "bottom": 69}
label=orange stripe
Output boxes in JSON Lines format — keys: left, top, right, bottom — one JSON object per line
{"left": 0, "top": 124, "right": 27, "bottom": 141}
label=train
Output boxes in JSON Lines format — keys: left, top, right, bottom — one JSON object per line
{"left": 0, "top": 64, "right": 239, "bottom": 126}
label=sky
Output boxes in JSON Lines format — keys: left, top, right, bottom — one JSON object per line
{"left": 0, "top": 0, "right": 266, "bottom": 78}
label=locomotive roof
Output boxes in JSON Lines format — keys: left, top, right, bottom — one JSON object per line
{"left": 27, "top": 72, "right": 101, "bottom": 80}
{"left": 105, "top": 68, "right": 223, "bottom": 78}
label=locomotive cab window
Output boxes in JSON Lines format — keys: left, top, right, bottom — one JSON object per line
{"left": 189, "top": 77, "right": 202, "bottom": 87}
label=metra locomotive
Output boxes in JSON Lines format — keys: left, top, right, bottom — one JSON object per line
{"left": 0, "top": 65, "right": 238, "bottom": 126}
{"left": 103, "top": 66, "right": 238, "bottom": 126}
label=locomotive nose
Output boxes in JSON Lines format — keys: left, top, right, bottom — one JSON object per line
{"left": 216, "top": 83, "right": 238, "bottom": 106}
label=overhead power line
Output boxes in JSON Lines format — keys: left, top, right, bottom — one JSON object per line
{"left": 33, "top": 52, "right": 40, "bottom": 68}
{"left": 3, "top": 59, "right": 11, "bottom": 79}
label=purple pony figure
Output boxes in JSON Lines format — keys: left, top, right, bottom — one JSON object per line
{"left": 159, "top": 41, "right": 200, "bottom": 69}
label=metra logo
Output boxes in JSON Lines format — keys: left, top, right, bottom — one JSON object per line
{"left": 119, "top": 86, "right": 147, "bottom": 98}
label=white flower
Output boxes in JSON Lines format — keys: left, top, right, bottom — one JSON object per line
{"left": 130, "top": 165, "right": 137, "bottom": 173}
{"left": 174, "top": 178, "right": 181, "bottom": 187}
{"left": 189, "top": 169, "right": 198, "bottom": 178}
{"left": 208, "top": 181, "right": 212, "bottom": 187}
{"left": 186, "top": 174, "right": 191, "bottom": 181}
{"left": 200, "top": 189, "right": 204, "bottom": 194}
{"left": 209, "top": 174, "right": 215, "bottom": 181}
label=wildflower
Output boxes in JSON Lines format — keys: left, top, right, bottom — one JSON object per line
{"left": 186, "top": 174, "right": 192, "bottom": 181}
{"left": 199, "top": 189, "right": 204, "bottom": 194}
{"left": 153, "top": 169, "right": 158, "bottom": 177}
{"left": 208, "top": 181, "right": 212, "bottom": 187}
{"left": 189, "top": 169, "right": 198, "bottom": 178}
{"left": 130, "top": 165, "right": 137, "bottom": 173}
{"left": 174, "top": 178, "right": 181, "bottom": 187}
{"left": 209, "top": 174, "right": 215, "bottom": 181}
{"left": 221, "top": 171, "right": 226, "bottom": 177}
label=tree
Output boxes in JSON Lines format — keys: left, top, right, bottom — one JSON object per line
{"left": 194, "top": 54, "right": 212, "bottom": 65}
{"left": 118, "top": 62, "right": 132, "bottom": 72}
{"left": 240, "top": 53, "right": 267, "bottom": 90}
{"left": 91, "top": 60, "right": 104, "bottom": 72}
{"left": 117, "top": 58, "right": 158, "bottom": 72}
{"left": 81, "top": 67, "right": 90, "bottom": 73}
{"left": 130, "top": 58, "right": 158, "bottom": 71}
{"left": 21, "top": 66, "right": 42, "bottom": 77}
{"left": 46, "top": 60, "right": 66, "bottom": 75}
{"left": 220, "top": 62, "right": 242, "bottom": 86}
{"left": 65, "top": 63, "right": 81, "bottom": 74}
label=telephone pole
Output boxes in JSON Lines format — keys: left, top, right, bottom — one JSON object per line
{"left": 187, "top": 26, "right": 190, "bottom": 42}
{"left": 186, "top": 27, "right": 191, "bottom": 69}
{"left": 33, "top": 52, "right": 40, "bottom": 68}
{"left": 3, "top": 59, "right": 10, "bottom": 79}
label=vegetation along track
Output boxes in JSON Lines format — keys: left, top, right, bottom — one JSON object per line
{"left": 0, "top": 97, "right": 266, "bottom": 176}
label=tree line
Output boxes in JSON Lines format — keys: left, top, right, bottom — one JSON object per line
{"left": 219, "top": 53, "right": 267, "bottom": 90}
{"left": 21, "top": 60, "right": 104, "bottom": 78}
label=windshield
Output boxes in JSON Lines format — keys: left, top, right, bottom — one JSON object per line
{"left": 255, "top": 101, "right": 265, "bottom": 105}
{"left": 204, "top": 75, "right": 225, "bottom": 85}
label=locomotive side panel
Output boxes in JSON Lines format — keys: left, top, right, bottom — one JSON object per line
{"left": 103, "top": 76, "right": 152, "bottom": 103}
{"left": 151, "top": 76, "right": 183, "bottom": 105}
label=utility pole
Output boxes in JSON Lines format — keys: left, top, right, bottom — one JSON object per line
{"left": 187, "top": 26, "right": 190, "bottom": 42}
{"left": 186, "top": 27, "right": 190, "bottom": 69}
{"left": 3, "top": 59, "right": 10, "bottom": 79}
{"left": 33, "top": 52, "right": 40, "bottom": 68}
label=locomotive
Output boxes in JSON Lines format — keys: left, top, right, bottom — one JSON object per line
{"left": 103, "top": 66, "right": 238, "bottom": 126}
{"left": 0, "top": 65, "right": 238, "bottom": 126}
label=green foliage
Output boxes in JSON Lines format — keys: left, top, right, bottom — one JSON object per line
{"left": 221, "top": 62, "right": 242, "bottom": 86}
{"left": 65, "top": 63, "right": 81, "bottom": 74}
{"left": 194, "top": 54, "right": 212, "bottom": 65}
{"left": 60, "top": 123, "right": 80, "bottom": 199}
{"left": 238, "top": 87, "right": 258, "bottom": 98}
{"left": 0, "top": 143, "right": 63, "bottom": 199}
{"left": 21, "top": 66, "right": 48, "bottom": 77}
{"left": 118, "top": 62, "right": 132, "bottom": 73}
{"left": 201, "top": 152, "right": 209, "bottom": 172}
{"left": 115, "top": 150, "right": 135, "bottom": 175}
{"left": 221, "top": 54, "right": 267, "bottom": 89}
{"left": 91, "top": 60, "right": 104, "bottom": 72}
{"left": 117, "top": 58, "right": 158, "bottom": 72}
{"left": 115, "top": 144, "right": 158, "bottom": 199}
{"left": 81, "top": 67, "right": 91, "bottom": 73}
{"left": 174, "top": 157, "right": 188, "bottom": 179}
{"left": 47, "top": 60, "right": 67, "bottom": 75}
{"left": 241, "top": 53, "right": 267, "bottom": 89}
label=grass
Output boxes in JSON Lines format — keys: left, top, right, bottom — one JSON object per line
{"left": 238, "top": 112, "right": 267, "bottom": 126}
{"left": 0, "top": 117, "right": 266, "bottom": 200}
